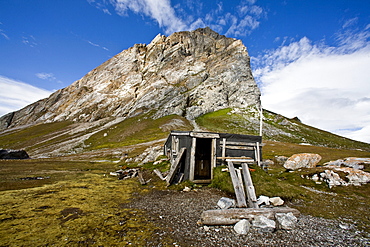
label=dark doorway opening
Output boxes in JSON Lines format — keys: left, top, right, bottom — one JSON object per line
{"left": 194, "top": 138, "right": 212, "bottom": 180}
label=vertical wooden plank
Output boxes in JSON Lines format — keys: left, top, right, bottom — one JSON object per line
{"left": 189, "top": 137, "right": 196, "bottom": 182}
{"left": 256, "top": 142, "right": 261, "bottom": 167}
{"left": 227, "top": 161, "right": 247, "bottom": 208}
{"left": 222, "top": 138, "right": 226, "bottom": 166}
{"left": 241, "top": 163, "right": 258, "bottom": 208}
{"left": 211, "top": 138, "right": 217, "bottom": 180}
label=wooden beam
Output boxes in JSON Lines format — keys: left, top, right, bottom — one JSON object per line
{"left": 200, "top": 207, "right": 300, "bottom": 225}
{"left": 241, "top": 163, "right": 258, "bottom": 208}
{"left": 190, "top": 132, "right": 220, "bottom": 138}
{"left": 166, "top": 147, "right": 186, "bottom": 186}
{"left": 223, "top": 145, "right": 254, "bottom": 150}
{"left": 222, "top": 141, "right": 262, "bottom": 146}
{"left": 227, "top": 161, "right": 247, "bottom": 208}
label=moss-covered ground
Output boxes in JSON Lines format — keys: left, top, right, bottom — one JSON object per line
{"left": 0, "top": 159, "right": 172, "bottom": 246}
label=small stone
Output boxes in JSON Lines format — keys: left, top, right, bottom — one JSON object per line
{"left": 269, "top": 197, "right": 284, "bottom": 206}
{"left": 257, "top": 195, "right": 270, "bottom": 206}
{"left": 203, "top": 225, "right": 210, "bottom": 231}
{"left": 276, "top": 212, "right": 297, "bottom": 230}
{"left": 234, "top": 219, "right": 250, "bottom": 235}
{"left": 252, "top": 216, "right": 276, "bottom": 233}
{"left": 183, "top": 186, "right": 191, "bottom": 192}
{"left": 217, "top": 197, "right": 236, "bottom": 209}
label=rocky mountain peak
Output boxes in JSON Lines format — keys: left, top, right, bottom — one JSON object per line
{"left": 0, "top": 27, "right": 260, "bottom": 130}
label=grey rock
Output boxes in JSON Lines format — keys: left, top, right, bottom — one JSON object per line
{"left": 276, "top": 212, "right": 298, "bottom": 230}
{"left": 269, "top": 197, "right": 284, "bottom": 206}
{"left": 284, "top": 153, "right": 322, "bottom": 170}
{"left": 234, "top": 219, "right": 250, "bottom": 235}
{"left": 252, "top": 215, "right": 276, "bottom": 233}
{"left": 217, "top": 197, "right": 236, "bottom": 209}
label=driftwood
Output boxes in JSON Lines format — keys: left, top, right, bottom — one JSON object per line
{"left": 200, "top": 207, "right": 300, "bottom": 225}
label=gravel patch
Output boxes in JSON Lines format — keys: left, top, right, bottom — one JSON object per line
{"left": 126, "top": 187, "right": 370, "bottom": 246}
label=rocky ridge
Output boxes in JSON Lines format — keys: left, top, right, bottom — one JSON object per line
{"left": 0, "top": 27, "right": 260, "bottom": 130}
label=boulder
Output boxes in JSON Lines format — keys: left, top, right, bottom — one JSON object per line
{"left": 234, "top": 219, "right": 250, "bottom": 235}
{"left": 252, "top": 215, "right": 276, "bottom": 233}
{"left": 275, "top": 212, "right": 297, "bottom": 230}
{"left": 0, "top": 149, "right": 29, "bottom": 159}
{"left": 217, "top": 197, "right": 236, "bottom": 209}
{"left": 284, "top": 153, "right": 322, "bottom": 170}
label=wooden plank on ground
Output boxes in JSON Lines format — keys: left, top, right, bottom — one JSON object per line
{"left": 227, "top": 161, "right": 247, "bottom": 208}
{"left": 166, "top": 147, "right": 186, "bottom": 186}
{"left": 241, "top": 163, "right": 258, "bottom": 208}
{"left": 153, "top": 169, "right": 165, "bottom": 180}
{"left": 200, "top": 207, "right": 300, "bottom": 225}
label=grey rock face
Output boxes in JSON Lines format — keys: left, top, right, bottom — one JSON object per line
{"left": 0, "top": 27, "right": 260, "bottom": 130}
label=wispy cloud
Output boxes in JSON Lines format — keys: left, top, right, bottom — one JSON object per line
{"left": 87, "top": 0, "right": 112, "bottom": 15}
{"left": 86, "top": 40, "right": 109, "bottom": 51}
{"left": 0, "top": 76, "right": 52, "bottom": 116}
{"left": 36, "top": 72, "right": 63, "bottom": 84}
{"left": 88, "top": 0, "right": 264, "bottom": 37}
{"left": 0, "top": 22, "right": 10, "bottom": 40}
{"left": 0, "top": 30, "right": 9, "bottom": 40}
{"left": 252, "top": 24, "right": 370, "bottom": 143}
{"left": 22, "top": 35, "right": 38, "bottom": 47}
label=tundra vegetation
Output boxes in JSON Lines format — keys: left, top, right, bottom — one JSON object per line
{"left": 0, "top": 109, "right": 369, "bottom": 246}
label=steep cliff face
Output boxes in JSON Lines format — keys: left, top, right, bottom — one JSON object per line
{"left": 0, "top": 27, "right": 260, "bottom": 130}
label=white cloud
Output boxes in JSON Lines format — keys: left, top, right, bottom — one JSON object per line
{"left": 111, "top": 0, "right": 187, "bottom": 34}
{"left": 252, "top": 28, "right": 370, "bottom": 144}
{"left": 90, "top": 0, "right": 264, "bottom": 37}
{"left": 0, "top": 76, "right": 52, "bottom": 117}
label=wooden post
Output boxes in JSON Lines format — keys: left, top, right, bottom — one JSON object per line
{"left": 241, "top": 163, "right": 258, "bottom": 208}
{"left": 189, "top": 137, "right": 196, "bottom": 182}
{"left": 259, "top": 104, "right": 263, "bottom": 137}
{"left": 221, "top": 138, "right": 226, "bottom": 166}
{"left": 256, "top": 142, "right": 261, "bottom": 167}
{"left": 227, "top": 161, "right": 247, "bottom": 208}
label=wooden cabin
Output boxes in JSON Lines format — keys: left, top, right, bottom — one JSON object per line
{"left": 164, "top": 131, "right": 262, "bottom": 184}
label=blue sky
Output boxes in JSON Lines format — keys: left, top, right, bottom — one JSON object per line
{"left": 0, "top": 0, "right": 369, "bottom": 143}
